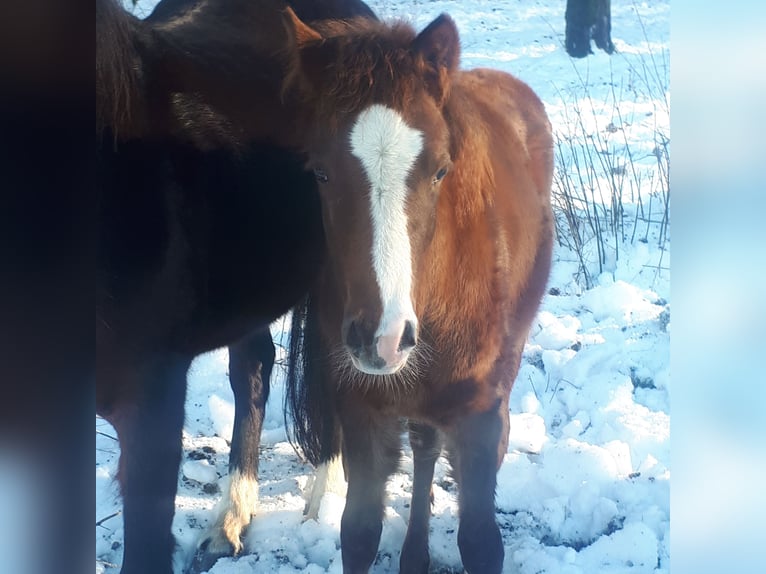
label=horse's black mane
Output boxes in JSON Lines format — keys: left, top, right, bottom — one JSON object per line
{"left": 96, "top": 0, "right": 145, "bottom": 138}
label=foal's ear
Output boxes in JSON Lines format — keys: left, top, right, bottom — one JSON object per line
{"left": 413, "top": 14, "right": 461, "bottom": 105}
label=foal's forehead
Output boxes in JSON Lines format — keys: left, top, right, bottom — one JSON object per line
{"left": 348, "top": 105, "right": 424, "bottom": 189}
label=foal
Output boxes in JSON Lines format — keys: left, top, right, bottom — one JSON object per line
{"left": 284, "top": 11, "right": 554, "bottom": 574}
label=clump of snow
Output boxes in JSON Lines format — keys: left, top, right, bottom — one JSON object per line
{"left": 577, "top": 522, "right": 659, "bottom": 573}
{"left": 182, "top": 460, "right": 218, "bottom": 485}
{"left": 209, "top": 394, "right": 235, "bottom": 441}
{"left": 531, "top": 311, "right": 581, "bottom": 350}
{"left": 580, "top": 279, "right": 664, "bottom": 324}
{"left": 508, "top": 413, "right": 548, "bottom": 454}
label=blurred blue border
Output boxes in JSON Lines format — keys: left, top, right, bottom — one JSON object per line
{"left": 673, "top": 2, "right": 766, "bottom": 574}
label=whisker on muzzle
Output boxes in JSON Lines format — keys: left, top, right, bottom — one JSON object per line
{"left": 329, "top": 339, "right": 432, "bottom": 399}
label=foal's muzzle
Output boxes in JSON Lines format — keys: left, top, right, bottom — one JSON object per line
{"left": 343, "top": 316, "right": 417, "bottom": 375}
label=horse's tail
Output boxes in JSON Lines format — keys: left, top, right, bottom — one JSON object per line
{"left": 285, "top": 292, "right": 340, "bottom": 467}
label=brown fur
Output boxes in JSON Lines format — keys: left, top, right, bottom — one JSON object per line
{"left": 420, "top": 69, "right": 554, "bottom": 390}
{"left": 286, "top": 13, "right": 445, "bottom": 134}
{"left": 287, "top": 13, "right": 553, "bottom": 423}
{"left": 97, "top": 0, "right": 314, "bottom": 148}
{"left": 285, "top": 11, "right": 554, "bottom": 574}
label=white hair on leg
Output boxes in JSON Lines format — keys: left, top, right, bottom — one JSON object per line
{"left": 203, "top": 469, "right": 259, "bottom": 555}
{"left": 303, "top": 454, "right": 346, "bottom": 521}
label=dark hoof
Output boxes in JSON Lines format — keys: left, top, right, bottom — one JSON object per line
{"left": 186, "top": 537, "right": 235, "bottom": 574}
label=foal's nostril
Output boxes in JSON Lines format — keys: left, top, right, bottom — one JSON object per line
{"left": 345, "top": 319, "right": 363, "bottom": 356}
{"left": 399, "top": 320, "right": 417, "bottom": 352}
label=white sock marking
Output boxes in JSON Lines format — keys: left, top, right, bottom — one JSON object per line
{"left": 205, "top": 469, "right": 258, "bottom": 554}
{"left": 303, "top": 455, "right": 346, "bottom": 521}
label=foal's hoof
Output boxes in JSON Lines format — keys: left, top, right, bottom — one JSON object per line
{"left": 186, "top": 537, "right": 236, "bottom": 574}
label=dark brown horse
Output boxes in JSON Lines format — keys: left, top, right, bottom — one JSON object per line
{"left": 283, "top": 10, "right": 554, "bottom": 574}
{"left": 96, "top": 1, "right": 375, "bottom": 573}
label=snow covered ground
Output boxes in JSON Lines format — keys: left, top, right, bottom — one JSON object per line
{"left": 96, "top": 1, "right": 671, "bottom": 573}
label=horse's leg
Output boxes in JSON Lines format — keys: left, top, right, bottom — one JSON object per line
{"left": 399, "top": 421, "right": 441, "bottom": 574}
{"left": 448, "top": 400, "right": 506, "bottom": 574}
{"left": 339, "top": 407, "right": 400, "bottom": 574}
{"left": 192, "top": 328, "right": 274, "bottom": 570}
{"left": 304, "top": 452, "right": 346, "bottom": 521}
{"left": 109, "top": 354, "right": 190, "bottom": 574}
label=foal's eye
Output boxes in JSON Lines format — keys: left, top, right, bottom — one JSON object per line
{"left": 432, "top": 166, "right": 448, "bottom": 185}
{"left": 313, "top": 168, "right": 329, "bottom": 184}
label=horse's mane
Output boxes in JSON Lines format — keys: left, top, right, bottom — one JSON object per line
{"left": 96, "top": 0, "right": 144, "bottom": 138}
{"left": 99, "top": 0, "right": 310, "bottom": 148}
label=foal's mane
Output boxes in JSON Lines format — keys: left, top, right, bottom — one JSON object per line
{"left": 295, "top": 15, "right": 497, "bottom": 223}
{"left": 292, "top": 17, "right": 435, "bottom": 129}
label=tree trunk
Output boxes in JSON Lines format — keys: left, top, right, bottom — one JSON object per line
{"left": 565, "top": 0, "right": 615, "bottom": 58}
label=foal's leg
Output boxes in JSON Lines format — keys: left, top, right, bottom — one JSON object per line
{"left": 448, "top": 402, "right": 506, "bottom": 574}
{"left": 193, "top": 329, "right": 274, "bottom": 568}
{"left": 109, "top": 354, "right": 190, "bottom": 574}
{"left": 339, "top": 408, "right": 401, "bottom": 574}
{"left": 400, "top": 421, "right": 442, "bottom": 574}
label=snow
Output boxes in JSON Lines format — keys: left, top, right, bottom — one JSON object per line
{"left": 94, "top": 1, "right": 671, "bottom": 573}
{"left": 182, "top": 460, "right": 219, "bottom": 485}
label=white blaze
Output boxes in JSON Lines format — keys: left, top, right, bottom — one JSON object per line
{"left": 349, "top": 104, "right": 422, "bottom": 351}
